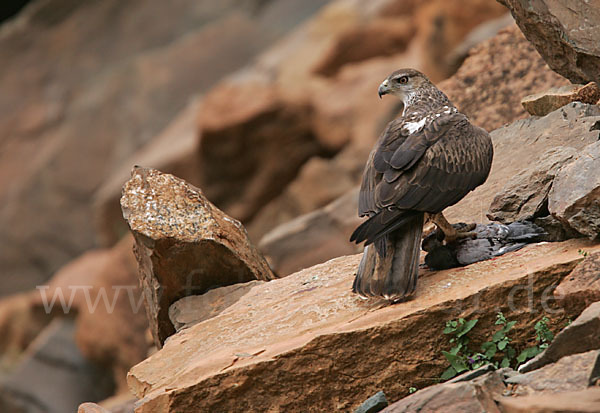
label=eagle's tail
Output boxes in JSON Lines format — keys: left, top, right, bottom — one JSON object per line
{"left": 352, "top": 213, "right": 424, "bottom": 300}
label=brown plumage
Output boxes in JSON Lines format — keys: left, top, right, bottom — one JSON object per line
{"left": 350, "top": 69, "right": 493, "bottom": 301}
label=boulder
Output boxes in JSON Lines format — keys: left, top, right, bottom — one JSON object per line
{"left": 313, "top": 17, "right": 416, "bottom": 77}
{"left": 487, "top": 147, "right": 577, "bottom": 224}
{"left": 259, "top": 188, "right": 362, "bottom": 276}
{"left": 518, "top": 302, "right": 600, "bottom": 373}
{"left": 413, "top": 0, "right": 507, "bottom": 81}
{"left": 92, "top": 98, "right": 203, "bottom": 247}
{"left": 127, "top": 239, "right": 599, "bottom": 412}
{"left": 444, "top": 13, "right": 514, "bottom": 76}
{"left": 554, "top": 251, "right": 600, "bottom": 305}
{"left": 449, "top": 103, "right": 600, "bottom": 225}
{"left": 548, "top": 140, "right": 600, "bottom": 239}
{"left": 522, "top": 83, "right": 600, "bottom": 117}
{"left": 498, "top": 0, "right": 600, "bottom": 84}
{"left": 197, "top": 81, "right": 335, "bottom": 222}
{"left": 0, "top": 318, "right": 114, "bottom": 413}
{"left": 247, "top": 149, "right": 363, "bottom": 241}
{"left": 439, "top": 25, "right": 570, "bottom": 132}
{"left": 120, "top": 167, "right": 274, "bottom": 347}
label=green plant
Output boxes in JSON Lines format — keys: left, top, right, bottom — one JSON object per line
{"left": 440, "top": 317, "right": 478, "bottom": 380}
{"left": 578, "top": 249, "right": 589, "bottom": 257}
{"left": 480, "top": 312, "right": 517, "bottom": 369}
{"left": 408, "top": 387, "right": 417, "bottom": 394}
{"left": 440, "top": 313, "right": 555, "bottom": 380}
{"left": 516, "top": 317, "right": 554, "bottom": 363}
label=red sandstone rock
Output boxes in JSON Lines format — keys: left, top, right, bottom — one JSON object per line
{"left": 128, "top": 239, "right": 599, "bottom": 412}
{"left": 120, "top": 167, "right": 274, "bottom": 347}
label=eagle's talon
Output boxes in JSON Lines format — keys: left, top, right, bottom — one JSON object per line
{"left": 444, "top": 229, "right": 477, "bottom": 244}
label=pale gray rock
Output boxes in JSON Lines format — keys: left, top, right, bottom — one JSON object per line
{"left": 549, "top": 141, "right": 600, "bottom": 239}
{"left": 488, "top": 147, "right": 577, "bottom": 224}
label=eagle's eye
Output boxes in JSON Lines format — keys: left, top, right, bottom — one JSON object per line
{"left": 396, "top": 76, "right": 409, "bottom": 84}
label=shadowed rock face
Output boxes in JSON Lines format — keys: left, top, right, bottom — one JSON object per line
{"left": 498, "top": 0, "right": 600, "bottom": 84}
{"left": 120, "top": 167, "right": 274, "bottom": 347}
{"left": 0, "top": 318, "right": 114, "bottom": 413}
{"left": 127, "top": 239, "right": 599, "bottom": 412}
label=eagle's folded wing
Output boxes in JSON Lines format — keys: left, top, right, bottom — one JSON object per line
{"left": 353, "top": 113, "right": 492, "bottom": 245}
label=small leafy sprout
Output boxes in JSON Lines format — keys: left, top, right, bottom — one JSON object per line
{"left": 440, "top": 313, "right": 556, "bottom": 380}
{"left": 441, "top": 318, "right": 478, "bottom": 380}
{"left": 578, "top": 249, "right": 589, "bottom": 257}
{"left": 516, "top": 316, "right": 554, "bottom": 364}
{"left": 409, "top": 387, "right": 417, "bottom": 394}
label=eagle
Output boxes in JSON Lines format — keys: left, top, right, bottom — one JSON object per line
{"left": 350, "top": 68, "right": 493, "bottom": 301}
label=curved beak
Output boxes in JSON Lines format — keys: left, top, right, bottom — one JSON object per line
{"left": 378, "top": 79, "right": 390, "bottom": 99}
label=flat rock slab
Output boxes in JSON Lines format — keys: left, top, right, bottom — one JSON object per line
{"left": 522, "top": 83, "right": 600, "bottom": 117}
{"left": 168, "top": 280, "right": 265, "bottom": 332}
{"left": 121, "top": 167, "right": 274, "bottom": 347}
{"left": 128, "top": 239, "right": 600, "bottom": 412}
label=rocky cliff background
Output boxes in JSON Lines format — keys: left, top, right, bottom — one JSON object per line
{"left": 0, "top": 0, "right": 599, "bottom": 412}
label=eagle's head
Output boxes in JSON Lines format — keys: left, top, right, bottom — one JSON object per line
{"left": 377, "top": 69, "right": 432, "bottom": 101}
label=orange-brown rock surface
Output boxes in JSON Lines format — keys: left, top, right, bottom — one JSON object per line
{"left": 439, "top": 25, "right": 570, "bottom": 132}
{"left": 128, "top": 239, "right": 599, "bottom": 412}
{"left": 0, "top": 0, "right": 330, "bottom": 297}
{"left": 521, "top": 82, "right": 600, "bottom": 117}
{"left": 198, "top": 82, "right": 334, "bottom": 223}
{"left": 0, "top": 235, "right": 147, "bottom": 396}
{"left": 120, "top": 167, "right": 274, "bottom": 347}
{"left": 555, "top": 251, "right": 600, "bottom": 305}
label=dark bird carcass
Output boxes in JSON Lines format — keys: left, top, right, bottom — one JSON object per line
{"left": 350, "top": 68, "right": 493, "bottom": 301}
{"left": 422, "top": 221, "right": 547, "bottom": 271}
